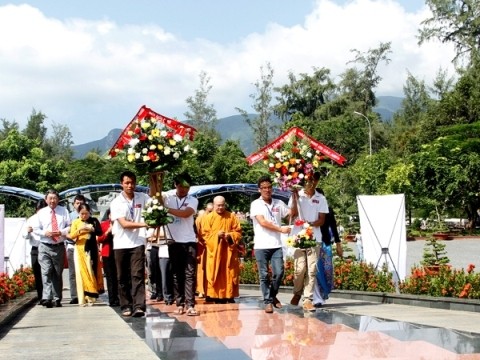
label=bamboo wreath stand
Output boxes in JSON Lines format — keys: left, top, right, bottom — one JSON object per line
{"left": 148, "top": 171, "right": 172, "bottom": 244}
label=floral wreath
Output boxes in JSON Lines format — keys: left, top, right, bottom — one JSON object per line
{"left": 262, "top": 137, "right": 325, "bottom": 190}
{"left": 109, "top": 116, "right": 196, "bottom": 173}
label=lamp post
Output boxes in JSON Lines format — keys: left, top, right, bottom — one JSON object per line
{"left": 353, "top": 111, "right": 372, "bottom": 156}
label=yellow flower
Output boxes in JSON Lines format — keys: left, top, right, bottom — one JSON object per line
{"left": 127, "top": 154, "right": 136, "bottom": 162}
{"left": 141, "top": 121, "right": 151, "bottom": 130}
{"left": 157, "top": 144, "right": 164, "bottom": 150}
{"left": 151, "top": 129, "right": 160, "bottom": 137}
{"left": 169, "top": 139, "right": 176, "bottom": 146}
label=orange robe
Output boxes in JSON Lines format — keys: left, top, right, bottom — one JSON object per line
{"left": 195, "top": 214, "right": 208, "bottom": 296}
{"left": 201, "top": 211, "right": 242, "bottom": 299}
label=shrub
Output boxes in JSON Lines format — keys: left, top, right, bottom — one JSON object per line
{"left": 0, "top": 266, "right": 36, "bottom": 304}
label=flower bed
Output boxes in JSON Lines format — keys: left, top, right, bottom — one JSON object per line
{"left": 239, "top": 258, "right": 480, "bottom": 299}
{"left": 0, "top": 267, "right": 36, "bottom": 304}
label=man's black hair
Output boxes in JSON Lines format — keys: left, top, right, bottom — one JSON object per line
{"left": 120, "top": 170, "right": 136, "bottom": 183}
{"left": 257, "top": 175, "right": 272, "bottom": 187}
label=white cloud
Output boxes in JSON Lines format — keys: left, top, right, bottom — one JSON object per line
{"left": 0, "top": 1, "right": 456, "bottom": 144}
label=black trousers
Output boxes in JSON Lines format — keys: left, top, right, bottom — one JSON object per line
{"left": 169, "top": 242, "right": 196, "bottom": 308}
{"left": 103, "top": 253, "right": 119, "bottom": 305}
{"left": 31, "top": 247, "right": 43, "bottom": 300}
{"left": 149, "top": 246, "right": 162, "bottom": 297}
{"left": 114, "top": 246, "right": 145, "bottom": 312}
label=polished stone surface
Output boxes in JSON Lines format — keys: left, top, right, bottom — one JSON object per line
{"left": 138, "top": 292, "right": 480, "bottom": 360}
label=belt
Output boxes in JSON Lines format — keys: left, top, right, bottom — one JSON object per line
{"left": 42, "top": 242, "right": 64, "bottom": 247}
{"left": 31, "top": 246, "right": 38, "bottom": 250}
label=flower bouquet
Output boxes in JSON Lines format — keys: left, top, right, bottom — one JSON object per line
{"left": 110, "top": 115, "right": 196, "bottom": 173}
{"left": 286, "top": 221, "right": 317, "bottom": 249}
{"left": 142, "top": 194, "right": 174, "bottom": 227}
{"left": 262, "top": 137, "right": 324, "bottom": 190}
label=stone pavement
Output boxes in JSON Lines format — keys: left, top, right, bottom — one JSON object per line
{"left": 2, "top": 287, "right": 480, "bottom": 359}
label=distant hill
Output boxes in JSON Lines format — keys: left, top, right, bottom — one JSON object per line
{"left": 73, "top": 95, "right": 403, "bottom": 159}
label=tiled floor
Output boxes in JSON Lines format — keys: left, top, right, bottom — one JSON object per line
{"left": 129, "top": 295, "right": 480, "bottom": 360}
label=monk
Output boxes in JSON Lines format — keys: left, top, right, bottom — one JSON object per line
{"left": 201, "top": 196, "right": 242, "bottom": 303}
{"left": 195, "top": 202, "right": 213, "bottom": 298}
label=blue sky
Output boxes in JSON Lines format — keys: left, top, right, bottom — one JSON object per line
{"left": 0, "top": 1, "right": 454, "bottom": 145}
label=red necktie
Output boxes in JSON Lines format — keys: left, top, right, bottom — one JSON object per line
{"left": 51, "top": 209, "right": 59, "bottom": 242}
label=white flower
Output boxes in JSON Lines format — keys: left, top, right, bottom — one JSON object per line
{"left": 129, "top": 138, "right": 140, "bottom": 147}
{"left": 306, "top": 152, "right": 313, "bottom": 158}
{"left": 173, "top": 134, "right": 183, "bottom": 142}
{"left": 173, "top": 152, "right": 180, "bottom": 159}
{"left": 135, "top": 153, "right": 141, "bottom": 159}
{"left": 127, "top": 148, "right": 136, "bottom": 155}
{"left": 152, "top": 199, "right": 158, "bottom": 205}
{"left": 142, "top": 148, "right": 148, "bottom": 154}
{"left": 267, "top": 148, "right": 274, "bottom": 155}
{"left": 164, "top": 147, "right": 171, "bottom": 155}
{"left": 146, "top": 207, "right": 153, "bottom": 213}
{"left": 160, "top": 130, "right": 168, "bottom": 137}
{"left": 142, "top": 155, "right": 149, "bottom": 162}
{"left": 183, "top": 145, "right": 190, "bottom": 152}
{"left": 149, "top": 144, "right": 156, "bottom": 150}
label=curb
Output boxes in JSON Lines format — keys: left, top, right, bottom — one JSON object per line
{"left": 239, "top": 284, "right": 480, "bottom": 313}
{"left": 0, "top": 292, "right": 38, "bottom": 331}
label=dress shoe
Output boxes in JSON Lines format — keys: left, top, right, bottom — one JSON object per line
{"left": 150, "top": 293, "right": 157, "bottom": 300}
{"left": 39, "top": 299, "right": 46, "bottom": 306}
{"left": 290, "top": 294, "right": 301, "bottom": 306}
{"left": 55, "top": 300, "right": 62, "bottom": 307}
{"left": 156, "top": 296, "right": 164, "bottom": 302}
{"left": 264, "top": 303, "right": 274, "bottom": 314}
{"left": 69, "top": 298, "right": 79, "bottom": 304}
{"left": 165, "top": 300, "right": 173, "bottom": 306}
{"left": 273, "top": 297, "right": 282, "bottom": 309}
{"left": 302, "top": 299, "right": 315, "bottom": 312}
{"left": 44, "top": 300, "right": 53, "bottom": 308}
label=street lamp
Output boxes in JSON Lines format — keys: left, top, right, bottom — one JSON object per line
{"left": 353, "top": 111, "right": 372, "bottom": 156}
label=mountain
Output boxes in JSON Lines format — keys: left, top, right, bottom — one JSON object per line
{"left": 72, "top": 95, "right": 403, "bottom": 159}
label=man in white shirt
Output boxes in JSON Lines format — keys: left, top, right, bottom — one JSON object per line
{"left": 32, "top": 189, "right": 70, "bottom": 308}
{"left": 250, "top": 175, "right": 297, "bottom": 314}
{"left": 110, "top": 170, "right": 150, "bottom": 317}
{"left": 23, "top": 199, "right": 48, "bottom": 304}
{"left": 163, "top": 173, "right": 199, "bottom": 316}
{"left": 289, "top": 179, "right": 328, "bottom": 311}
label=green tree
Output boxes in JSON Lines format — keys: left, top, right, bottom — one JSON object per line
{"left": 274, "top": 67, "right": 335, "bottom": 124}
{"left": 22, "top": 109, "right": 47, "bottom": 146}
{"left": 43, "top": 122, "right": 74, "bottom": 161}
{"left": 0, "top": 119, "right": 19, "bottom": 141}
{"left": 347, "top": 42, "right": 392, "bottom": 113}
{"left": 236, "top": 62, "right": 278, "bottom": 148}
{"left": 184, "top": 71, "right": 219, "bottom": 136}
{"left": 419, "top": 0, "right": 480, "bottom": 64}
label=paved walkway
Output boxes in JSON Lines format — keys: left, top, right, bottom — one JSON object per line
{"left": 1, "top": 288, "right": 480, "bottom": 359}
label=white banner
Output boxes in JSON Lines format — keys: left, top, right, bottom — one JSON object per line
{"left": 357, "top": 194, "right": 407, "bottom": 281}
{"left": 3, "top": 217, "right": 29, "bottom": 276}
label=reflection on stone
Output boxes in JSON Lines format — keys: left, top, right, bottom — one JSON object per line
{"left": 141, "top": 296, "right": 480, "bottom": 359}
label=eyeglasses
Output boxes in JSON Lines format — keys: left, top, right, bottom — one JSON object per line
{"left": 260, "top": 185, "right": 273, "bottom": 190}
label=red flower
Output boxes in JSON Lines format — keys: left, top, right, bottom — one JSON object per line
{"left": 134, "top": 127, "right": 141, "bottom": 134}
{"left": 467, "top": 264, "right": 475, "bottom": 274}
{"left": 295, "top": 219, "right": 305, "bottom": 226}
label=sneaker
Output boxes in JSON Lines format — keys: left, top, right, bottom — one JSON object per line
{"left": 186, "top": 307, "right": 198, "bottom": 316}
{"left": 302, "top": 300, "right": 315, "bottom": 312}
{"left": 290, "top": 294, "right": 301, "bottom": 306}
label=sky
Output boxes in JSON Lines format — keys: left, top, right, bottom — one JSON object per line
{"left": 0, "top": 0, "right": 456, "bottom": 145}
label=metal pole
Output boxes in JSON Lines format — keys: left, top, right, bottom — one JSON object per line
{"left": 353, "top": 111, "right": 372, "bottom": 156}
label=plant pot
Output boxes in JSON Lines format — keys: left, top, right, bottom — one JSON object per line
{"left": 432, "top": 232, "right": 452, "bottom": 240}
{"left": 344, "top": 234, "right": 355, "bottom": 242}
{"left": 424, "top": 265, "right": 440, "bottom": 275}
